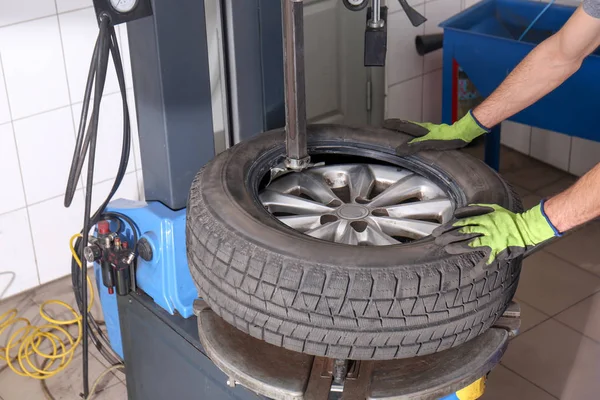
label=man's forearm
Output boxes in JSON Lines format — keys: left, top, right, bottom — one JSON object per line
{"left": 544, "top": 163, "right": 600, "bottom": 232}
{"left": 472, "top": 36, "right": 582, "bottom": 129}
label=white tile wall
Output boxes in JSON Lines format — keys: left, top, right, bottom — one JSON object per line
{"left": 0, "top": 123, "right": 26, "bottom": 215}
{"left": 501, "top": 121, "right": 531, "bottom": 154}
{"left": 90, "top": 172, "right": 139, "bottom": 212}
{"left": 0, "top": 0, "right": 56, "bottom": 27}
{"left": 29, "top": 191, "right": 85, "bottom": 284}
{"left": 387, "top": 76, "right": 424, "bottom": 121}
{"left": 530, "top": 128, "right": 571, "bottom": 171}
{"left": 56, "top": 0, "right": 93, "bottom": 14}
{"left": 423, "top": 0, "right": 461, "bottom": 73}
{"left": 13, "top": 107, "right": 76, "bottom": 204}
{"left": 0, "top": 61, "right": 10, "bottom": 124}
{"left": 0, "top": 209, "right": 38, "bottom": 298}
{"left": 386, "top": 5, "right": 425, "bottom": 86}
{"left": 118, "top": 25, "right": 134, "bottom": 90}
{"left": 0, "top": 16, "right": 70, "bottom": 119}
{"left": 59, "top": 8, "right": 120, "bottom": 103}
{"left": 136, "top": 170, "right": 145, "bottom": 202}
{"left": 422, "top": 69, "right": 443, "bottom": 124}
{"left": 569, "top": 137, "right": 600, "bottom": 177}
{"left": 72, "top": 92, "right": 136, "bottom": 185}
{"left": 0, "top": 4, "right": 142, "bottom": 298}
{"left": 127, "top": 88, "right": 142, "bottom": 170}
{"left": 463, "top": 0, "right": 482, "bottom": 8}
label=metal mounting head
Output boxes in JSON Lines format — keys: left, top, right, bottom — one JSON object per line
{"left": 284, "top": 156, "right": 312, "bottom": 171}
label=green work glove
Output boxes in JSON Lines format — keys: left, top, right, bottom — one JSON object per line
{"left": 388, "top": 111, "right": 489, "bottom": 156}
{"left": 432, "top": 202, "right": 561, "bottom": 265}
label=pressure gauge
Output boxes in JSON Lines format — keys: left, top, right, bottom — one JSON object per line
{"left": 110, "top": 0, "right": 138, "bottom": 13}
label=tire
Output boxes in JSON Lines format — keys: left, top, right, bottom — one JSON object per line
{"left": 342, "top": 0, "right": 369, "bottom": 12}
{"left": 186, "top": 124, "right": 522, "bottom": 360}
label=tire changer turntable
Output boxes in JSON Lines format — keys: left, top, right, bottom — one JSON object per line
{"left": 86, "top": 1, "right": 522, "bottom": 399}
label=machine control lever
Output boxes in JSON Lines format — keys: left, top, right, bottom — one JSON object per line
{"left": 282, "top": 0, "right": 310, "bottom": 171}
{"left": 397, "top": 0, "right": 426, "bottom": 27}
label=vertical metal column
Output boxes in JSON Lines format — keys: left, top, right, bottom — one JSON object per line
{"left": 222, "top": 0, "right": 285, "bottom": 144}
{"left": 127, "top": 0, "right": 214, "bottom": 210}
{"left": 283, "top": 0, "right": 310, "bottom": 170}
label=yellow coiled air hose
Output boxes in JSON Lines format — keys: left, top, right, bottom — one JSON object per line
{"left": 0, "top": 233, "right": 93, "bottom": 380}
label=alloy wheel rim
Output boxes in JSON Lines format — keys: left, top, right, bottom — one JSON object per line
{"left": 259, "top": 163, "right": 454, "bottom": 246}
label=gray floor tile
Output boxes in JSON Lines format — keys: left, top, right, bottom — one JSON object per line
{"left": 32, "top": 271, "right": 104, "bottom": 321}
{"left": 481, "top": 365, "right": 557, "bottom": 400}
{"left": 501, "top": 319, "right": 600, "bottom": 399}
{"left": 0, "top": 299, "right": 49, "bottom": 347}
{"left": 0, "top": 348, "right": 121, "bottom": 400}
{"left": 545, "top": 221, "right": 600, "bottom": 278}
{"left": 92, "top": 382, "right": 127, "bottom": 399}
{"left": 502, "top": 165, "right": 566, "bottom": 192}
{"left": 512, "top": 184, "right": 531, "bottom": 198}
{"left": 555, "top": 291, "right": 600, "bottom": 343}
{"left": 461, "top": 142, "right": 484, "bottom": 160}
{"left": 535, "top": 175, "right": 578, "bottom": 198}
{"left": 515, "top": 251, "right": 600, "bottom": 315}
{"left": 0, "top": 291, "right": 35, "bottom": 319}
{"left": 499, "top": 146, "right": 546, "bottom": 174}
{"left": 521, "top": 193, "right": 542, "bottom": 210}
{"left": 515, "top": 300, "right": 550, "bottom": 334}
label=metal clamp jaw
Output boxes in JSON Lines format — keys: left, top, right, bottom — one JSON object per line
{"left": 194, "top": 299, "right": 521, "bottom": 400}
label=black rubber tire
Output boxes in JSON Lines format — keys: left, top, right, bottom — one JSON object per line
{"left": 342, "top": 0, "right": 369, "bottom": 11}
{"left": 186, "top": 124, "right": 522, "bottom": 360}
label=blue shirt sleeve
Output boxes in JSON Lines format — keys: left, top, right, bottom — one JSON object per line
{"left": 583, "top": 0, "right": 600, "bottom": 18}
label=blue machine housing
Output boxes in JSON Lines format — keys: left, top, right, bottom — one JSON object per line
{"left": 93, "top": 199, "right": 195, "bottom": 358}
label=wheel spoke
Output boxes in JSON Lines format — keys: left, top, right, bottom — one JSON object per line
{"left": 332, "top": 220, "right": 359, "bottom": 245}
{"left": 377, "top": 199, "right": 453, "bottom": 222}
{"left": 260, "top": 191, "right": 335, "bottom": 214}
{"left": 268, "top": 173, "right": 340, "bottom": 205}
{"left": 305, "top": 220, "right": 342, "bottom": 241}
{"left": 359, "top": 225, "right": 399, "bottom": 246}
{"left": 369, "top": 216, "right": 439, "bottom": 239}
{"left": 347, "top": 165, "right": 375, "bottom": 201}
{"left": 277, "top": 214, "right": 324, "bottom": 231}
{"left": 368, "top": 175, "right": 432, "bottom": 208}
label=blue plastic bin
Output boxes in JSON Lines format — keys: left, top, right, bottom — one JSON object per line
{"left": 439, "top": 0, "right": 599, "bottom": 168}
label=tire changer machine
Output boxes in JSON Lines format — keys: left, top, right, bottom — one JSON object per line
{"left": 85, "top": 0, "right": 522, "bottom": 399}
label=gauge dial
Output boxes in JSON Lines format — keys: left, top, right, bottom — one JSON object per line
{"left": 110, "top": 0, "right": 138, "bottom": 13}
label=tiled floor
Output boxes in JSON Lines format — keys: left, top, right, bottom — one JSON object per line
{"left": 0, "top": 145, "right": 597, "bottom": 399}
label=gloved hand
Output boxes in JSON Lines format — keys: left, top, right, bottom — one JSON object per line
{"left": 389, "top": 111, "right": 489, "bottom": 156}
{"left": 432, "top": 202, "right": 560, "bottom": 265}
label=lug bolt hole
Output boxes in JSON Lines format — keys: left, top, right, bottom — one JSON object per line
{"left": 350, "top": 221, "right": 368, "bottom": 232}
{"left": 320, "top": 215, "right": 339, "bottom": 224}
{"left": 328, "top": 199, "right": 343, "bottom": 207}
{"left": 371, "top": 209, "right": 389, "bottom": 217}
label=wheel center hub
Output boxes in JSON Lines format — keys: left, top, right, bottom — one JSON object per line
{"left": 337, "top": 204, "right": 369, "bottom": 220}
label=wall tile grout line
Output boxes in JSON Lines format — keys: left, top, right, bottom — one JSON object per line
{"left": 55, "top": 0, "right": 88, "bottom": 192}
{"left": 388, "top": 67, "right": 443, "bottom": 90}
{"left": 0, "top": 52, "right": 42, "bottom": 287}
{"left": 116, "top": 26, "right": 141, "bottom": 171}
{"left": 6, "top": 89, "right": 123, "bottom": 126}
{"left": 0, "top": 6, "right": 94, "bottom": 31}
{"left": 421, "top": 1, "right": 427, "bottom": 122}
{"left": 0, "top": 205, "right": 27, "bottom": 219}
{"left": 0, "top": 169, "right": 139, "bottom": 220}
{"left": 0, "top": 13, "right": 56, "bottom": 31}
{"left": 551, "top": 315, "right": 600, "bottom": 347}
